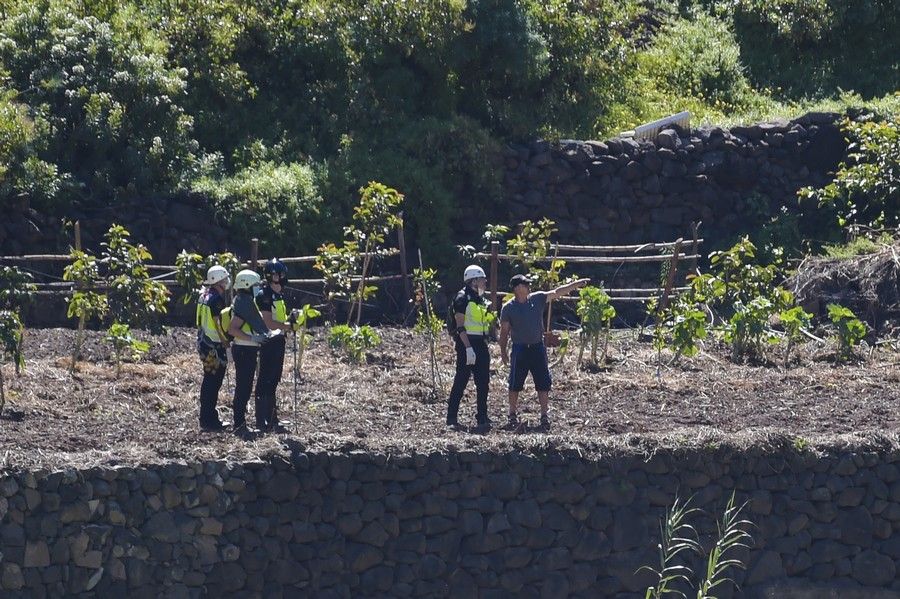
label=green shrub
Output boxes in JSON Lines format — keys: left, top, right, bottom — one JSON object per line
{"left": 635, "top": 13, "right": 755, "bottom": 115}
{"left": 0, "top": 266, "right": 36, "bottom": 312}
{"left": 194, "top": 160, "right": 331, "bottom": 257}
{"left": 0, "top": 92, "right": 67, "bottom": 212}
{"left": 327, "top": 324, "right": 381, "bottom": 364}
{"left": 174, "top": 251, "right": 242, "bottom": 304}
{"left": 800, "top": 117, "right": 899, "bottom": 231}
{"left": 723, "top": 296, "right": 780, "bottom": 361}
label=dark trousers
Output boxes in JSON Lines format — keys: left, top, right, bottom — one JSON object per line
{"left": 447, "top": 336, "right": 489, "bottom": 425}
{"left": 255, "top": 334, "right": 286, "bottom": 428}
{"left": 232, "top": 344, "right": 259, "bottom": 428}
{"left": 198, "top": 340, "right": 226, "bottom": 426}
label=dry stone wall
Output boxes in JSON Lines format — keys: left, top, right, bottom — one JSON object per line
{"left": 495, "top": 112, "right": 848, "bottom": 248}
{"left": 2, "top": 444, "right": 900, "bottom": 598}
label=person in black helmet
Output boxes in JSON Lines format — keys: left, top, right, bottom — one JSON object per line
{"left": 254, "top": 258, "right": 296, "bottom": 431}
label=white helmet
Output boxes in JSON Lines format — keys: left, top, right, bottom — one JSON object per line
{"left": 463, "top": 264, "right": 486, "bottom": 282}
{"left": 233, "top": 269, "right": 261, "bottom": 291}
{"left": 204, "top": 265, "right": 231, "bottom": 288}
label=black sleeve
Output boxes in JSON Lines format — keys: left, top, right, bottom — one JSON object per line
{"left": 452, "top": 291, "right": 469, "bottom": 316}
{"left": 255, "top": 287, "right": 274, "bottom": 312}
{"left": 208, "top": 292, "right": 226, "bottom": 317}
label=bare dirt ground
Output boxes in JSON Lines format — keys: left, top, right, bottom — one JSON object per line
{"left": 0, "top": 326, "right": 898, "bottom": 470}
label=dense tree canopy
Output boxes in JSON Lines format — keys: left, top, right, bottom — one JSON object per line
{"left": 0, "top": 0, "right": 896, "bottom": 260}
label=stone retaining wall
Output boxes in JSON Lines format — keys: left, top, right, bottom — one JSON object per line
{"left": 495, "top": 112, "right": 848, "bottom": 249}
{"left": 2, "top": 443, "right": 899, "bottom": 598}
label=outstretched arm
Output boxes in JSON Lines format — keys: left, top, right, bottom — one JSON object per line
{"left": 546, "top": 278, "right": 591, "bottom": 302}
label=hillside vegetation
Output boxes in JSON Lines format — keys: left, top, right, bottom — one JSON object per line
{"left": 0, "top": 0, "right": 897, "bottom": 259}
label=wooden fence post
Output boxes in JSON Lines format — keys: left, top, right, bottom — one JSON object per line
{"left": 397, "top": 212, "right": 411, "bottom": 306}
{"left": 250, "top": 238, "right": 259, "bottom": 269}
{"left": 690, "top": 221, "right": 701, "bottom": 275}
{"left": 659, "top": 238, "right": 683, "bottom": 311}
{"left": 490, "top": 240, "right": 499, "bottom": 312}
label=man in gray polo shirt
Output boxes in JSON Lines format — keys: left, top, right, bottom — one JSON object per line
{"left": 499, "top": 273, "right": 589, "bottom": 431}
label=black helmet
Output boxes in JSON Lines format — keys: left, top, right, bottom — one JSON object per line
{"left": 263, "top": 258, "right": 288, "bottom": 284}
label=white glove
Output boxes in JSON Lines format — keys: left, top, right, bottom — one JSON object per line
{"left": 268, "top": 329, "right": 283, "bottom": 339}
{"left": 465, "top": 347, "right": 476, "bottom": 366}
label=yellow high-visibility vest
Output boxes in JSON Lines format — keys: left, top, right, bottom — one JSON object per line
{"left": 464, "top": 301, "right": 491, "bottom": 336}
{"left": 273, "top": 298, "right": 287, "bottom": 323}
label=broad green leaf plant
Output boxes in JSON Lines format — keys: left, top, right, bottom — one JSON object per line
{"left": 827, "top": 303, "right": 867, "bottom": 362}
{"left": 105, "top": 322, "right": 150, "bottom": 378}
{"left": 576, "top": 285, "right": 616, "bottom": 366}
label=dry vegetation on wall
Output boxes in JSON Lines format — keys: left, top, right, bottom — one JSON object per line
{"left": 0, "top": 327, "right": 897, "bottom": 471}
{"left": 788, "top": 240, "right": 900, "bottom": 335}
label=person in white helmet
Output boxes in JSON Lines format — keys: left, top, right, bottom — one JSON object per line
{"left": 227, "top": 268, "right": 281, "bottom": 434}
{"left": 195, "top": 265, "right": 231, "bottom": 431}
{"left": 446, "top": 264, "right": 493, "bottom": 431}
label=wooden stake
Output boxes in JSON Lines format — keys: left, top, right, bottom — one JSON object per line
{"left": 659, "top": 238, "right": 683, "bottom": 311}
{"left": 397, "top": 212, "right": 411, "bottom": 306}
{"left": 490, "top": 240, "right": 499, "bottom": 312}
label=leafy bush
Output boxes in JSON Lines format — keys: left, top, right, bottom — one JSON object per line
{"left": 63, "top": 248, "right": 108, "bottom": 369}
{"left": 652, "top": 297, "right": 709, "bottom": 364}
{"left": 413, "top": 266, "right": 445, "bottom": 399}
{"left": 610, "top": 11, "right": 760, "bottom": 131}
{"left": 0, "top": 91, "right": 66, "bottom": 212}
{"left": 723, "top": 296, "right": 780, "bottom": 361}
{"left": 0, "top": 266, "right": 36, "bottom": 312}
{"left": 827, "top": 303, "right": 867, "bottom": 361}
{"left": 194, "top": 160, "right": 331, "bottom": 257}
{"left": 640, "top": 14, "right": 753, "bottom": 113}
{"left": 327, "top": 324, "right": 381, "bottom": 364}
{"left": 290, "top": 304, "right": 321, "bottom": 376}
{"left": 799, "top": 117, "right": 899, "bottom": 230}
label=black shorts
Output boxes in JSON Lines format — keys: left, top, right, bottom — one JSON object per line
{"left": 509, "top": 342, "right": 552, "bottom": 392}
